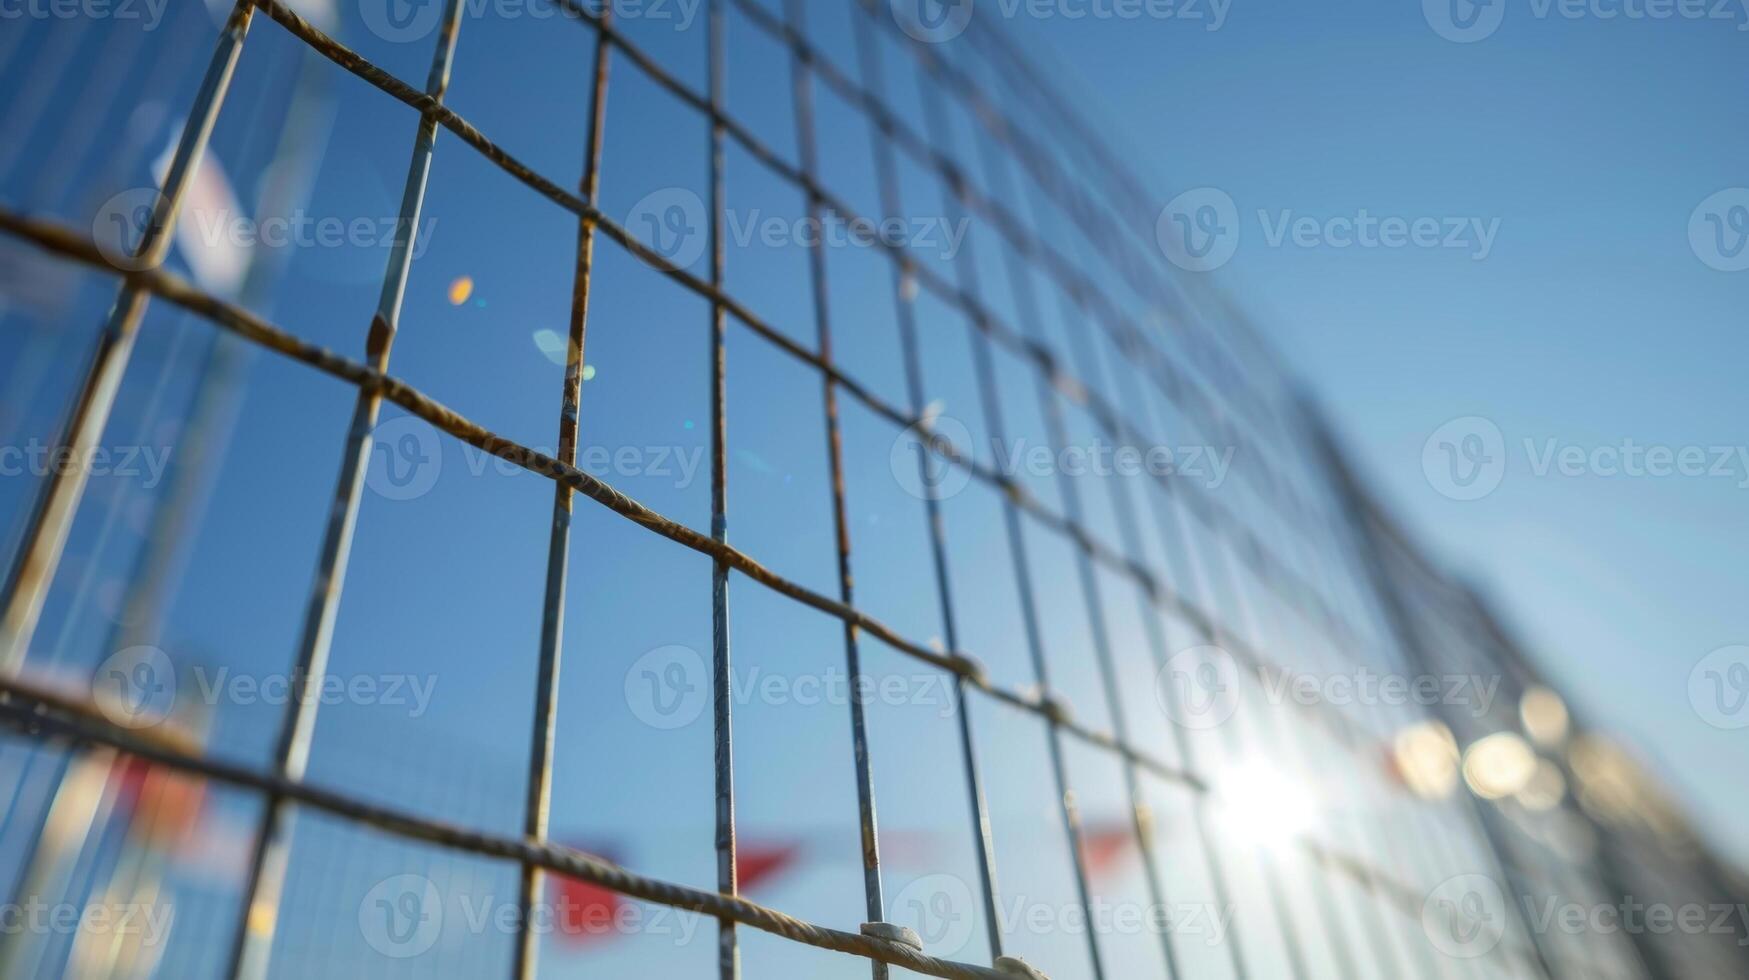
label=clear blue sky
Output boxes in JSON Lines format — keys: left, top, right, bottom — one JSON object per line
{"left": 997, "top": 0, "right": 1749, "bottom": 864}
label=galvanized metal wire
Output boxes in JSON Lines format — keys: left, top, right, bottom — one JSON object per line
{"left": 0, "top": 2, "right": 1707, "bottom": 979}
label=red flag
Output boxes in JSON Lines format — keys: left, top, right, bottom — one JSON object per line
{"left": 737, "top": 841, "right": 804, "bottom": 893}
{"left": 553, "top": 845, "right": 625, "bottom": 946}
{"left": 115, "top": 758, "right": 208, "bottom": 851}
{"left": 549, "top": 835, "right": 808, "bottom": 950}
{"left": 1081, "top": 822, "right": 1136, "bottom": 880}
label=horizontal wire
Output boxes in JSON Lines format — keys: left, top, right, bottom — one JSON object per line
{"left": 244, "top": 0, "right": 1363, "bottom": 660}
{"left": 0, "top": 677, "right": 1011, "bottom": 980}
{"left": 0, "top": 207, "right": 1463, "bottom": 940}
{"left": 0, "top": 9, "right": 1621, "bottom": 977}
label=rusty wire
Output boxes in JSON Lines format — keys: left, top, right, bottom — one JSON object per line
{"left": 0, "top": 200, "right": 1540, "bottom": 971}
{"left": 0, "top": 2, "right": 1557, "bottom": 978}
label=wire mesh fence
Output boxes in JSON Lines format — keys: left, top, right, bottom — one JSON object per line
{"left": 0, "top": 1, "right": 1743, "bottom": 978}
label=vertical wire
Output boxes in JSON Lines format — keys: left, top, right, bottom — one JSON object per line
{"left": 1040, "top": 175, "right": 1374, "bottom": 977}
{"left": 1205, "top": 541, "right": 1391, "bottom": 980}
{"left": 514, "top": 6, "right": 614, "bottom": 977}
{"left": 1279, "top": 453, "right": 1484, "bottom": 980}
{"left": 914, "top": 58, "right": 1184, "bottom": 980}
{"left": 937, "top": 30, "right": 1280, "bottom": 973}
{"left": 708, "top": 2, "right": 739, "bottom": 977}
{"left": 1261, "top": 456, "right": 1462, "bottom": 980}
{"left": 952, "top": 20, "right": 1273, "bottom": 431}
{"left": 1010, "top": 166, "right": 1257, "bottom": 980}
{"left": 1074, "top": 276, "right": 1312, "bottom": 980}
{"left": 222, "top": 3, "right": 466, "bottom": 975}
{"left": 849, "top": 5, "right": 1004, "bottom": 963}
{"left": 918, "top": 23, "right": 1311, "bottom": 549}
{"left": 0, "top": 2, "right": 256, "bottom": 675}
{"left": 893, "top": 56, "right": 1107, "bottom": 980}
{"left": 1307, "top": 421, "right": 1561, "bottom": 980}
{"left": 954, "top": 39, "right": 1367, "bottom": 976}
{"left": 780, "top": 0, "right": 886, "bottom": 968}
{"left": 1068, "top": 295, "right": 1260, "bottom": 980}
{"left": 962, "top": 21, "right": 1301, "bottom": 430}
